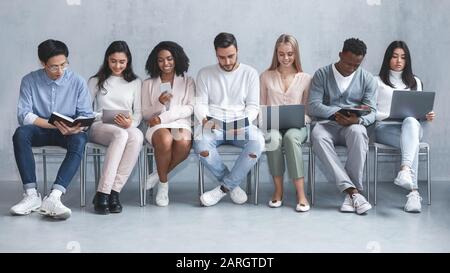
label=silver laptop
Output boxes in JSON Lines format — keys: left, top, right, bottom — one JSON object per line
{"left": 259, "top": 104, "right": 305, "bottom": 130}
{"left": 102, "top": 109, "right": 130, "bottom": 124}
{"left": 388, "top": 91, "right": 435, "bottom": 121}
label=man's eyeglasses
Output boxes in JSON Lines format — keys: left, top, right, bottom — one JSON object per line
{"left": 47, "top": 61, "right": 69, "bottom": 73}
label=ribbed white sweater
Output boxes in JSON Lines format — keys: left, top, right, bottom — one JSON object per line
{"left": 375, "top": 70, "right": 422, "bottom": 121}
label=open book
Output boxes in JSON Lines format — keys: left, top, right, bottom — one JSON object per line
{"left": 48, "top": 112, "right": 95, "bottom": 127}
{"left": 338, "top": 105, "right": 371, "bottom": 117}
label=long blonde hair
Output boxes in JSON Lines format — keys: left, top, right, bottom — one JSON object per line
{"left": 268, "top": 34, "right": 303, "bottom": 73}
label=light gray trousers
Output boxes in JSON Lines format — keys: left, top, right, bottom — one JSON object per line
{"left": 374, "top": 117, "right": 423, "bottom": 189}
{"left": 311, "top": 121, "right": 368, "bottom": 192}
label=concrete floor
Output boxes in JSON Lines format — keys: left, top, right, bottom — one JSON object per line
{"left": 0, "top": 178, "right": 449, "bottom": 253}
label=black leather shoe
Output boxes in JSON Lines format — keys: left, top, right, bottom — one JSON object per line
{"left": 93, "top": 192, "right": 110, "bottom": 215}
{"left": 109, "top": 190, "right": 122, "bottom": 213}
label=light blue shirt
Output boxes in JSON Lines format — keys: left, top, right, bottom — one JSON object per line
{"left": 17, "top": 69, "right": 93, "bottom": 126}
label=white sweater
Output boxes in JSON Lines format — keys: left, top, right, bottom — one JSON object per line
{"left": 88, "top": 76, "right": 142, "bottom": 128}
{"left": 195, "top": 63, "right": 260, "bottom": 123}
{"left": 375, "top": 70, "right": 422, "bottom": 121}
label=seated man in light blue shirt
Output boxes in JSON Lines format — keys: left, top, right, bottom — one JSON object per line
{"left": 10, "top": 39, "right": 93, "bottom": 220}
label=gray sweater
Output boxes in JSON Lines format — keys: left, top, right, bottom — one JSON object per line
{"left": 307, "top": 64, "right": 378, "bottom": 126}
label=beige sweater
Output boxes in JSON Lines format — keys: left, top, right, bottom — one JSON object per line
{"left": 260, "top": 69, "right": 312, "bottom": 123}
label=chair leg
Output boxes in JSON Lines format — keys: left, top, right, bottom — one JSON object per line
{"left": 42, "top": 149, "right": 48, "bottom": 196}
{"left": 80, "top": 149, "right": 86, "bottom": 207}
{"left": 311, "top": 153, "right": 315, "bottom": 206}
{"left": 366, "top": 152, "right": 370, "bottom": 203}
{"left": 427, "top": 147, "right": 431, "bottom": 205}
{"left": 147, "top": 150, "right": 154, "bottom": 203}
{"left": 93, "top": 149, "right": 99, "bottom": 190}
{"left": 246, "top": 170, "right": 252, "bottom": 196}
{"left": 199, "top": 160, "right": 205, "bottom": 205}
{"left": 374, "top": 146, "right": 378, "bottom": 206}
{"left": 253, "top": 162, "right": 259, "bottom": 205}
{"left": 138, "top": 152, "right": 144, "bottom": 207}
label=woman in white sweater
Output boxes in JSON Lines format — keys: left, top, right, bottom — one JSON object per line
{"left": 142, "top": 41, "right": 194, "bottom": 206}
{"left": 375, "top": 40, "right": 435, "bottom": 213}
{"left": 88, "top": 41, "right": 144, "bottom": 214}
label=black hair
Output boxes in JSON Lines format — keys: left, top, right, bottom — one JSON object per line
{"left": 145, "top": 41, "right": 190, "bottom": 78}
{"left": 92, "top": 40, "right": 138, "bottom": 92}
{"left": 379, "top": 40, "right": 417, "bottom": 90}
{"left": 214, "top": 32, "right": 238, "bottom": 50}
{"left": 38, "top": 39, "right": 69, "bottom": 63}
{"left": 342, "top": 38, "right": 367, "bottom": 56}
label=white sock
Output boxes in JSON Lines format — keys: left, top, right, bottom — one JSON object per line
{"left": 26, "top": 188, "right": 37, "bottom": 196}
{"left": 158, "top": 181, "right": 168, "bottom": 189}
{"left": 49, "top": 189, "right": 63, "bottom": 199}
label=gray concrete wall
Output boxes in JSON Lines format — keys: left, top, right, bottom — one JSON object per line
{"left": 0, "top": 0, "right": 448, "bottom": 185}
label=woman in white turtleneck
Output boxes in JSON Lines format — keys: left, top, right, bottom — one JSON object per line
{"left": 374, "top": 41, "right": 435, "bottom": 213}
{"left": 88, "top": 41, "right": 143, "bottom": 214}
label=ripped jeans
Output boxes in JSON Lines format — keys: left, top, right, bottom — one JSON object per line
{"left": 194, "top": 125, "right": 265, "bottom": 190}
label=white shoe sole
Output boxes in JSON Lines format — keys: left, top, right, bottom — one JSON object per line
{"left": 10, "top": 206, "right": 41, "bottom": 216}
{"left": 39, "top": 209, "right": 71, "bottom": 220}
{"left": 340, "top": 206, "right": 355, "bottom": 213}
{"left": 356, "top": 203, "right": 372, "bottom": 215}
{"left": 156, "top": 199, "right": 169, "bottom": 207}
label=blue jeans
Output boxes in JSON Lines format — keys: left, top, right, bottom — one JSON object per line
{"left": 375, "top": 117, "right": 423, "bottom": 189}
{"left": 12, "top": 125, "right": 87, "bottom": 194}
{"left": 194, "top": 125, "right": 265, "bottom": 190}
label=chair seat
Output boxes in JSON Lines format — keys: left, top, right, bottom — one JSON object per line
{"left": 374, "top": 142, "right": 429, "bottom": 151}
{"left": 32, "top": 146, "right": 67, "bottom": 154}
{"left": 85, "top": 142, "right": 107, "bottom": 150}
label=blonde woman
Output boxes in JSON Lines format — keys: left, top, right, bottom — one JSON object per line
{"left": 260, "top": 34, "right": 312, "bottom": 212}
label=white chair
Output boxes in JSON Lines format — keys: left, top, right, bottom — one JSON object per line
{"left": 81, "top": 142, "right": 144, "bottom": 207}
{"left": 373, "top": 142, "right": 431, "bottom": 205}
{"left": 32, "top": 146, "right": 84, "bottom": 205}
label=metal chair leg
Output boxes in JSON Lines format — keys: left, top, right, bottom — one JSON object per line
{"left": 80, "top": 148, "right": 86, "bottom": 207}
{"left": 365, "top": 152, "right": 370, "bottom": 203}
{"left": 374, "top": 146, "right": 378, "bottom": 206}
{"left": 246, "top": 171, "right": 252, "bottom": 196}
{"left": 199, "top": 160, "right": 205, "bottom": 205}
{"left": 253, "top": 163, "right": 259, "bottom": 205}
{"left": 311, "top": 153, "right": 315, "bottom": 206}
{"left": 427, "top": 146, "right": 431, "bottom": 205}
{"left": 42, "top": 149, "right": 48, "bottom": 196}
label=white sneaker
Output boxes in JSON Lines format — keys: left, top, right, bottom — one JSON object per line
{"left": 394, "top": 169, "right": 414, "bottom": 190}
{"left": 200, "top": 186, "right": 226, "bottom": 207}
{"left": 10, "top": 193, "right": 42, "bottom": 215}
{"left": 405, "top": 191, "right": 422, "bottom": 213}
{"left": 352, "top": 193, "right": 372, "bottom": 215}
{"left": 230, "top": 186, "right": 247, "bottom": 204}
{"left": 146, "top": 172, "right": 159, "bottom": 190}
{"left": 268, "top": 200, "right": 282, "bottom": 208}
{"left": 155, "top": 182, "right": 169, "bottom": 207}
{"left": 39, "top": 195, "right": 71, "bottom": 220}
{"left": 340, "top": 194, "right": 355, "bottom": 212}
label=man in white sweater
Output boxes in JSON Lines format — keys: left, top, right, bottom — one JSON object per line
{"left": 194, "top": 32, "right": 265, "bottom": 207}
